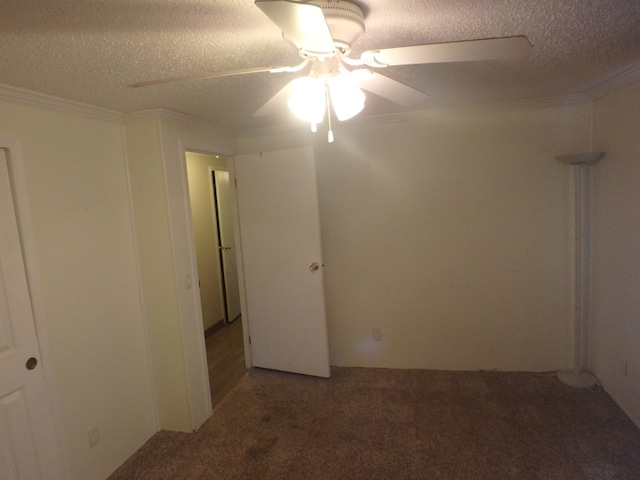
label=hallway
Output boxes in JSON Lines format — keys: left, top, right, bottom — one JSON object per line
{"left": 205, "top": 319, "right": 246, "bottom": 408}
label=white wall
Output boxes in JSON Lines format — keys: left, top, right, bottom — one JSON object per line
{"left": 8, "top": 71, "right": 638, "bottom": 480}
{"left": 158, "top": 113, "right": 237, "bottom": 429}
{"left": 2, "top": 83, "right": 631, "bottom": 478}
{"left": 124, "top": 110, "right": 237, "bottom": 432}
{"left": 591, "top": 80, "right": 640, "bottom": 426}
{"left": 123, "top": 116, "right": 191, "bottom": 431}
{"left": 0, "top": 98, "right": 157, "bottom": 479}
{"left": 239, "top": 104, "right": 592, "bottom": 371}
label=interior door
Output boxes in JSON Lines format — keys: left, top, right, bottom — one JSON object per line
{"left": 213, "top": 170, "right": 241, "bottom": 321}
{"left": 0, "top": 149, "right": 61, "bottom": 479}
{"left": 233, "top": 147, "right": 330, "bottom": 378}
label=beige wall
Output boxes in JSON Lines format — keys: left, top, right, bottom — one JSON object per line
{"left": 3, "top": 80, "right": 637, "bottom": 480}
{"left": 239, "top": 104, "right": 592, "bottom": 371}
{"left": 0, "top": 98, "right": 157, "bottom": 480}
{"left": 592, "top": 80, "right": 640, "bottom": 426}
{"left": 185, "top": 152, "right": 229, "bottom": 331}
{"left": 124, "top": 110, "right": 237, "bottom": 433}
{"left": 123, "top": 117, "right": 192, "bottom": 431}
{"left": 157, "top": 114, "right": 237, "bottom": 429}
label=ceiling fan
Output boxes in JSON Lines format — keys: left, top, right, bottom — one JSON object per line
{"left": 131, "top": 0, "right": 532, "bottom": 141}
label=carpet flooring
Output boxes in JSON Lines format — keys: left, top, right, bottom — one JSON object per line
{"left": 108, "top": 367, "right": 640, "bottom": 479}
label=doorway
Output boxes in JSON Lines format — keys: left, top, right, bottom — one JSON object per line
{"left": 185, "top": 152, "right": 246, "bottom": 406}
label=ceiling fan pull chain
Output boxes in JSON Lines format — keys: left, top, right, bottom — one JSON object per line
{"left": 325, "top": 83, "right": 334, "bottom": 143}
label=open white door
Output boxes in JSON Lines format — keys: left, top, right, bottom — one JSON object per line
{"left": 214, "top": 170, "right": 241, "bottom": 321}
{"left": 0, "top": 149, "right": 63, "bottom": 479}
{"left": 233, "top": 147, "right": 330, "bottom": 378}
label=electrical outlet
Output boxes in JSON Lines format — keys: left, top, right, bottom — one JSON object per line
{"left": 87, "top": 425, "right": 100, "bottom": 447}
{"left": 372, "top": 328, "right": 382, "bottom": 341}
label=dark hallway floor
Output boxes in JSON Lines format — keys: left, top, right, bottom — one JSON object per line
{"left": 205, "top": 318, "right": 246, "bottom": 408}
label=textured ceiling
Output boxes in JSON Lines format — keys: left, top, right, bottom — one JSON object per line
{"left": 1, "top": 0, "right": 640, "bottom": 131}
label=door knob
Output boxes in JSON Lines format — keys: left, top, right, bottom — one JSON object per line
{"left": 309, "top": 262, "right": 320, "bottom": 272}
{"left": 26, "top": 357, "right": 38, "bottom": 370}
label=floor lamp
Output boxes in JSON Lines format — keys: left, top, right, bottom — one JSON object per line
{"left": 555, "top": 152, "right": 604, "bottom": 388}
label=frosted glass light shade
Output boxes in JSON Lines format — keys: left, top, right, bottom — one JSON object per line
{"left": 288, "top": 77, "right": 326, "bottom": 124}
{"left": 329, "top": 74, "right": 365, "bottom": 121}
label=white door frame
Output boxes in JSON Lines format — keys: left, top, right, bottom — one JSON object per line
{"left": 177, "top": 141, "right": 252, "bottom": 386}
{"left": 0, "top": 137, "right": 68, "bottom": 478}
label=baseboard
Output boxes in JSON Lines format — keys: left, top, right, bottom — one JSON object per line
{"left": 204, "top": 320, "right": 224, "bottom": 338}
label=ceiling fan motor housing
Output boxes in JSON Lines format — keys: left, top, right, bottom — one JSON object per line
{"left": 308, "top": 0, "right": 365, "bottom": 51}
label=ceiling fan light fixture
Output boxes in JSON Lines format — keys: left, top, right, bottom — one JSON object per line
{"left": 308, "top": 0, "right": 365, "bottom": 51}
{"left": 328, "top": 73, "right": 365, "bottom": 121}
{"left": 287, "top": 76, "right": 326, "bottom": 124}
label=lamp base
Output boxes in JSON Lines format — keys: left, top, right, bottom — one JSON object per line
{"left": 557, "top": 369, "right": 598, "bottom": 388}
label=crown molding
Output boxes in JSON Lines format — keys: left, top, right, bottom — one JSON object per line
{"left": 239, "top": 92, "right": 592, "bottom": 139}
{"left": 0, "top": 83, "right": 122, "bottom": 123}
{"left": 5, "top": 71, "right": 636, "bottom": 140}
{"left": 237, "top": 121, "right": 313, "bottom": 140}
{"left": 0, "top": 84, "right": 237, "bottom": 136}
{"left": 120, "top": 108, "right": 164, "bottom": 125}
{"left": 586, "top": 61, "right": 640, "bottom": 100}
{"left": 122, "top": 108, "right": 237, "bottom": 137}
{"left": 355, "top": 93, "right": 592, "bottom": 125}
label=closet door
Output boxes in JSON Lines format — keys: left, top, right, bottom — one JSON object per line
{"left": 0, "top": 149, "right": 63, "bottom": 479}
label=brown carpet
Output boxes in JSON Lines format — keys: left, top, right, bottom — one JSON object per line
{"left": 109, "top": 367, "right": 640, "bottom": 479}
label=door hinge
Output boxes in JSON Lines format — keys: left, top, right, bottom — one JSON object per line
{"left": 248, "top": 335, "right": 251, "bottom": 345}
{"left": 234, "top": 178, "right": 238, "bottom": 187}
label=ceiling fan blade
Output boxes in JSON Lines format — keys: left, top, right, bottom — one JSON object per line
{"left": 256, "top": 0, "right": 335, "bottom": 55}
{"left": 363, "top": 36, "right": 532, "bottom": 67}
{"left": 254, "top": 78, "right": 300, "bottom": 117}
{"left": 351, "top": 69, "right": 429, "bottom": 107}
{"left": 129, "top": 66, "right": 288, "bottom": 88}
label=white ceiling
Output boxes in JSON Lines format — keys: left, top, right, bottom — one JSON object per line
{"left": 1, "top": 0, "right": 639, "bottom": 131}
